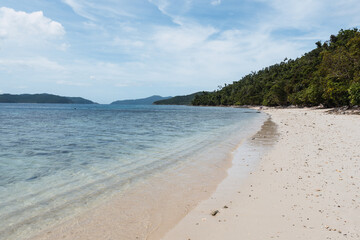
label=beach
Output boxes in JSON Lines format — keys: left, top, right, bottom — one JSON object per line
{"left": 162, "top": 108, "right": 360, "bottom": 240}
{"left": 23, "top": 107, "right": 360, "bottom": 240}
{"left": 17, "top": 106, "right": 266, "bottom": 240}
{"left": 3, "top": 2, "right": 360, "bottom": 240}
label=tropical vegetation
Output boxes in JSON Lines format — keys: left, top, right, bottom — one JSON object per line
{"left": 192, "top": 29, "right": 360, "bottom": 107}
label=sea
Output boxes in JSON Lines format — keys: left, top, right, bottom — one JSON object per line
{"left": 0, "top": 104, "right": 267, "bottom": 239}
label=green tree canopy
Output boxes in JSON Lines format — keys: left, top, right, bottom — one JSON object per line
{"left": 193, "top": 28, "right": 360, "bottom": 107}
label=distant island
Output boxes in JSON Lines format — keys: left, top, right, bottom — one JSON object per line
{"left": 154, "top": 92, "right": 204, "bottom": 105}
{"left": 0, "top": 94, "right": 96, "bottom": 104}
{"left": 192, "top": 28, "right": 360, "bottom": 107}
{"left": 111, "top": 95, "right": 171, "bottom": 105}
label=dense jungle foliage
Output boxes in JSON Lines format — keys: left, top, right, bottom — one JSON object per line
{"left": 154, "top": 92, "right": 203, "bottom": 105}
{"left": 192, "top": 29, "right": 360, "bottom": 107}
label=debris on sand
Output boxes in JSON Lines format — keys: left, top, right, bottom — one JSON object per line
{"left": 211, "top": 210, "right": 219, "bottom": 216}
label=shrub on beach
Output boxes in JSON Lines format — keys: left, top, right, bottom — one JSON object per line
{"left": 349, "top": 82, "right": 360, "bottom": 106}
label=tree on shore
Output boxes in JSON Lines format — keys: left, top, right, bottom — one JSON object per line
{"left": 192, "top": 28, "right": 360, "bottom": 107}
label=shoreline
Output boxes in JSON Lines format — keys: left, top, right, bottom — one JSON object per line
{"left": 28, "top": 110, "right": 267, "bottom": 240}
{"left": 162, "top": 108, "right": 360, "bottom": 239}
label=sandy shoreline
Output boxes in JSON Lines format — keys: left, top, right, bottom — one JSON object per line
{"left": 27, "top": 108, "right": 360, "bottom": 239}
{"left": 162, "top": 108, "right": 360, "bottom": 239}
{"left": 27, "top": 111, "right": 266, "bottom": 240}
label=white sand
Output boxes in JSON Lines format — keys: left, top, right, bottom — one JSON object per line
{"left": 162, "top": 108, "right": 360, "bottom": 240}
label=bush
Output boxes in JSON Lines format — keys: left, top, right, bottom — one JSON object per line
{"left": 348, "top": 82, "right": 360, "bottom": 106}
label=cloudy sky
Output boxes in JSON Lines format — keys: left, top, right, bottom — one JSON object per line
{"left": 0, "top": 0, "right": 359, "bottom": 103}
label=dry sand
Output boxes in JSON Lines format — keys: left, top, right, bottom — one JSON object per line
{"left": 162, "top": 108, "right": 360, "bottom": 240}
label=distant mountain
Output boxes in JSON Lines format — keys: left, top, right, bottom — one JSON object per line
{"left": 111, "top": 95, "right": 171, "bottom": 105}
{"left": 67, "top": 97, "right": 96, "bottom": 104}
{"left": 0, "top": 94, "right": 97, "bottom": 104}
{"left": 154, "top": 92, "right": 205, "bottom": 105}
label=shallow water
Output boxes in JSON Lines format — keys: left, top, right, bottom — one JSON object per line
{"left": 0, "top": 104, "right": 266, "bottom": 239}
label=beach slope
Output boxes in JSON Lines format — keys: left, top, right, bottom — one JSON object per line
{"left": 162, "top": 108, "right": 360, "bottom": 240}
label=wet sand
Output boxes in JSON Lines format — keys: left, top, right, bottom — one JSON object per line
{"left": 30, "top": 152, "right": 232, "bottom": 240}
{"left": 162, "top": 108, "right": 360, "bottom": 240}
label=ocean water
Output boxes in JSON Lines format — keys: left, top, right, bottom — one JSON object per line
{"left": 0, "top": 104, "right": 266, "bottom": 239}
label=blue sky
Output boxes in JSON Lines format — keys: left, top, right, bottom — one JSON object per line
{"left": 0, "top": 0, "right": 359, "bottom": 103}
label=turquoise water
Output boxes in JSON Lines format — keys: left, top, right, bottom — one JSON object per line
{"left": 0, "top": 104, "right": 265, "bottom": 239}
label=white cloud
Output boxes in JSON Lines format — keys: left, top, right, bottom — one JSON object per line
{"left": 58, "top": 43, "right": 70, "bottom": 51}
{"left": 146, "top": 28, "right": 301, "bottom": 87}
{"left": 56, "top": 80, "right": 91, "bottom": 86}
{"left": 148, "top": 0, "right": 192, "bottom": 25}
{"left": 0, "top": 7, "right": 67, "bottom": 86}
{"left": 0, "top": 57, "right": 65, "bottom": 71}
{"left": 62, "top": 0, "right": 95, "bottom": 20}
{"left": 148, "top": 0, "right": 170, "bottom": 16}
{"left": 253, "top": 0, "right": 360, "bottom": 33}
{"left": 265, "top": 0, "right": 324, "bottom": 30}
{"left": 62, "top": 0, "right": 134, "bottom": 21}
{"left": 0, "top": 7, "right": 65, "bottom": 40}
{"left": 112, "top": 37, "right": 144, "bottom": 48}
{"left": 211, "top": 0, "right": 221, "bottom": 6}
{"left": 152, "top": 25, "right": 218, "bottom": 51}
